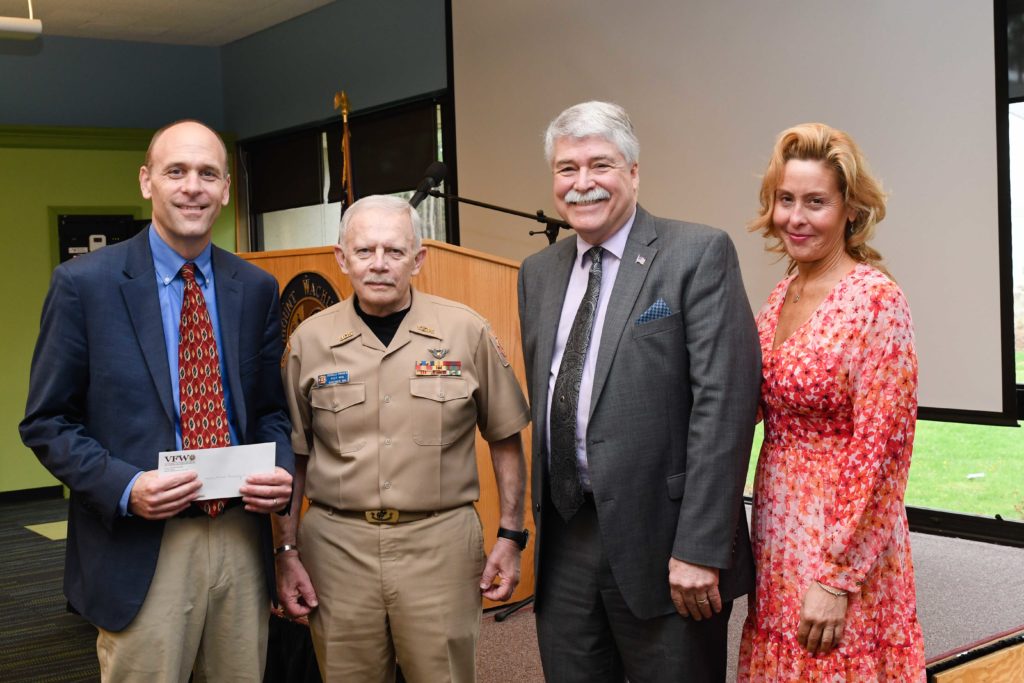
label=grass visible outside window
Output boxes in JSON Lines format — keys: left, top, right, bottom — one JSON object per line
{"left": 745, "top": 417, "right": 1024, "bottom": 521}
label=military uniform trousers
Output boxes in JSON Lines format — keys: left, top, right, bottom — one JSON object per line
{"left": 300, "top": 503, "right": 486, "bottom": 683}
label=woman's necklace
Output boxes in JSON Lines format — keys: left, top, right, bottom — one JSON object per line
{"left": 791, "top": 281, "right": 804, "bottom": 303}
{"left": 789, "top": 258, "right": 850, "bottom": 304}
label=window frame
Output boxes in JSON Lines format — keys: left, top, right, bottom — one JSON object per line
{"left": 235, "top": 90, "right": 456, "bottom": 252}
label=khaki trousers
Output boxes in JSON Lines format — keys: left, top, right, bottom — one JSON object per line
{"left": 300, "top": 503, "right": 485, "bottom": 683}
{"left": 96, "top": 506, "right": 269, "bottom": 683}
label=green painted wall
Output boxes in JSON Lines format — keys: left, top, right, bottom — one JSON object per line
{"left": 1, "top": 129, "right": 236, "bottom": 493}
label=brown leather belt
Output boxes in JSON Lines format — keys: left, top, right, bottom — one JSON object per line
{"left": 309, "top": 500, "right": 445, "bottom": 524}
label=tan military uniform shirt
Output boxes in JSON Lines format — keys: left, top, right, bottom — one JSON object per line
{"left": 284, "top": 289, "right": 529, "bottom": 512}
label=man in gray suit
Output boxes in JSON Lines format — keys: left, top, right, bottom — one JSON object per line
{"left": 517, "top": 101, "right": 760, "bottom": 682}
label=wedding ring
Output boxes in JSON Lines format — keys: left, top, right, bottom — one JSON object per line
{"left": 696, "top": 597, "right": 709, "bottom": 605}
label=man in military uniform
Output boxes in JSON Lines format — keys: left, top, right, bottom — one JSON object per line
{"left": 273, "top": 194, "right": 530, "bottom": 683}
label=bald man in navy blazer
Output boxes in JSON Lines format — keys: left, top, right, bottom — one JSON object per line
{"left": 21, "top": 120, "right": 294, "bottom": 681}
{"left": 518, "top": 102, "right": 760, "bottom": 682}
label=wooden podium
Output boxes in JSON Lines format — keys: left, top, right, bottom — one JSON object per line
{"left": 240, "top": 240, "right": 535, "bottom": 607}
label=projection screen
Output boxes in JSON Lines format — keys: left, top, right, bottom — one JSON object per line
{"left": 450, "top": 0, "right": 1013, "bottom": 421}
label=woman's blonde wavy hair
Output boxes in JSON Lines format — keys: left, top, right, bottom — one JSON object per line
{"left": 749, "top": 123, "right": 888, "bottom": 275}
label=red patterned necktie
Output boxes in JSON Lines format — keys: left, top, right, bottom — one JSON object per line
{"left": 179, "top": 262, "right": 231, "bottom": 517}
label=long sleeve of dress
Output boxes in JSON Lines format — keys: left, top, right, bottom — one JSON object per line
{"left": 818, "top": 280, "right": 917, "bottom": 592}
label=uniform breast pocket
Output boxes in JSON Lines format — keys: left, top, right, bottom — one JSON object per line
{"left": 409, "top": 376, "right": 471, "bottom": 446}
{"left": 310, "top": 383, "right": 366, "bottom": 454}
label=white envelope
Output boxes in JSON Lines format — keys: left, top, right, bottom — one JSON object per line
{"left": 158, "top": 442, "right": 276, "bottom": 500}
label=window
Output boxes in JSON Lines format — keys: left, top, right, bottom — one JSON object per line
{"left": 237, "top": 93, "right": 453, "bottom": 251}
{"left": 1008, "top": 2, "right": 1024, "bottom": 414}
{"left": 1010, "top": 103, "right": 1024, "bottom": 388}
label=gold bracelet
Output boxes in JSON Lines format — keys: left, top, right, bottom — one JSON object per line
{"left": 273, "top": 543, "right": 298, "bottom": 556}
{"left": 815, "top": 580, "right": 848, "bottom": 597}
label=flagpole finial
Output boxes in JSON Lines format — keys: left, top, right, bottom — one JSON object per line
{"left": 333, "top": 91, "right": 350, "bottom": 120}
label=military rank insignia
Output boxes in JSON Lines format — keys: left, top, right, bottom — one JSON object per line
{"left": 489, "top": 329, "right": 510, "bottom": 367}
{"left": 415, "top": 360, "right": 462, "bottom": 376}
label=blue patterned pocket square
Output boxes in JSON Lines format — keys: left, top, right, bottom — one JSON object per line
{"left": 636, "top": 298, "right": 672, "bottom": 325}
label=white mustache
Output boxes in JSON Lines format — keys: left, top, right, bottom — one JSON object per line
{"left": 564, "top": 187, "right": 610, "bottom": 204}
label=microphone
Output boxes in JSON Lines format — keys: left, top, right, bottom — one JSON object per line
{"left": 409, "top": 161, "right": 448, "bottom": 208}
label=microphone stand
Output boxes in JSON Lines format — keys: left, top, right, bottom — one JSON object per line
{"left": 427, "top": 189, "right": 570, "bottom": 245}
{"left": 425, "top": 186, "right": 552, "bottom": 621}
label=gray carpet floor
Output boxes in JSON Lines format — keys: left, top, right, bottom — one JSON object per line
{"left": 477, "top": 524, "right": 1024, "bottom": 681}
{"left": 2, "top": 498, "right": 1021, "bottom": 681}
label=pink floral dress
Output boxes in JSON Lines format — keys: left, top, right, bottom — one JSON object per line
{"left": 738, "top": 263, "right": 926, "bottom": 682}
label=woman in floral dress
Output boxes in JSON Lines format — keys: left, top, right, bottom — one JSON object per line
{"left": 737, "top": 123, "right": 925, "bottom": 682}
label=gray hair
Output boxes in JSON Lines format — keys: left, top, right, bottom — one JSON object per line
{"left": 543, "top": 101, "right": 640, "bottom": 166}
{"left": 338, "top": 195, "right": 422, "bottom": 250}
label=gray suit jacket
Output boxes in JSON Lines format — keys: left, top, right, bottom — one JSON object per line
{"left": 517, "top": 205, "right": 761, "bottom": 620}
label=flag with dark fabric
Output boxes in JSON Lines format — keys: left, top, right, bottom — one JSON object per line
{"left": 333, "top": 90, "right": 355, "bottom": 214}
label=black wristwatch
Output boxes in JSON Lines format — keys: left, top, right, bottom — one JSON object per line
{"left": 497, "top": 527, "right": 529, "bottom": 550}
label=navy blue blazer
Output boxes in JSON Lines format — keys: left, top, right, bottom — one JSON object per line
{"left": 20, "top": 229, "right": 295, "bottom": 632}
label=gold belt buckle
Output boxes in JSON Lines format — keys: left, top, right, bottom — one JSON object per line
{"left": 365, "top": 508, "right": 399, "bottom": 524}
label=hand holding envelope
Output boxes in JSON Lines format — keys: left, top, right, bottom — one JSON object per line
{"left": 128, "top": 469, "right": 202, "bottom": 520}
{"left": 156, "top": 442, "right": 291, "bottom": 516}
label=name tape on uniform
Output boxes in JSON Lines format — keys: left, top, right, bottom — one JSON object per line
{"left": 316, "top": 371, "right": 349, "bottom": 386}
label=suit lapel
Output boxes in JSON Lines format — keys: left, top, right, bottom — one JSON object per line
{"left": 533, "top": 239, "right": 576, "bottom": 447}
{"left": 212, "top": 247, "right": 246, "bottom": 435}
{"left": 590, "top": 207, "right": 658, "bottom": 417}
{"left": 120, "top": 232, "right": 176, "bottom": 424}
